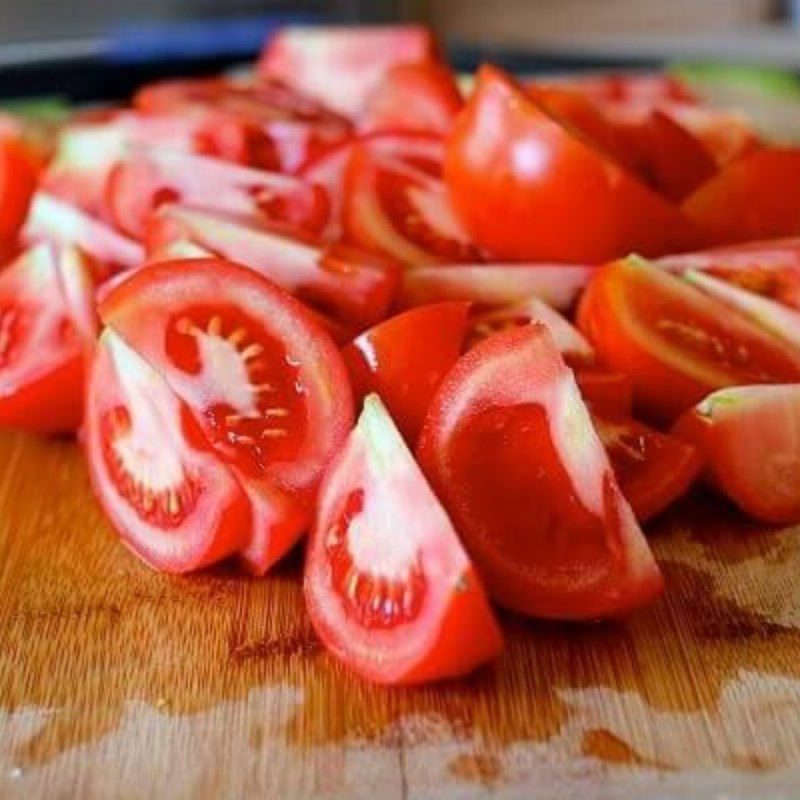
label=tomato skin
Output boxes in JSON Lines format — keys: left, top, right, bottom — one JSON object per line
{"left": 417, "top": 324, "right": 663, "bottom": 620}
{"left": 0, "top": 135, "right": 37, "bottom": 244}
{"left": 574, "top": 368, "right": 633, "bottom": 418}
{"left": 594, "top": 414, "right": 701, "bottom": 522}
{"left": 444, "top": 65, "right": 699, "bottom": 264}
{"left": 85, "top": 329, "right": 252, "bottom": 573}
{"left": 342, "top": 302, "right": 470, "bottom": 443}
{"left": 683, "top": 149, "right": 800, "bottom": 246}
{"left": 305, "top": 394, "right": 501, "bottom": 684}
{"left": 576, "top": 257, "right": 800, "bottom": 423}
{"left": 359, "top": 60, "right": 463, "bottom": 136}
{"left": 673, "top": 384, "right": 800, "bottom": 524}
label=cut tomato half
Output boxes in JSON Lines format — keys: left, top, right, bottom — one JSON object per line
{"left": 574, "top": 369, "right": 634, "bottom": 418}
{"left": 23, "top": 192, "right": 143, "bottom": 275}
{"left": 343, "top": 302, "right": 470, "bottom": 443}
{"left": 343, "top": 148, "right": 481, "bottom": 268}
{"left": 107, "top": 148, "right": 329, "bottom": 240}
{"left": 98, "top": 258, "right": 354, "bottom": 574}
{"left": 417, "top": 324, "right": 664, "bottom": 620}
{"left": 673, "top": 384, "right": 800, "bottom": 523}
{"left": 305, "top": 394, "right": 502, "bottom": 684}
{"left": 445, "top": 65, "right": 699, "bottom": 264}
{"left": 577, "top": 257, "right": 800, "bottom": 423}
{"left": 594, "top": 414, "right": 701, "bottom": 523}
{"left": 400, "top": 263, "right": 594, "bottom": 311}
{"left": 0, "top": 242, "right": 96, "bottom": 433}
{"left": 0, "top": 135, "right": 37, "bottom": 244}
{"left": 85, "top": 328, "right": 252, "bottom": 572}
{"left": 146, "top": 204, "right": 399, "bottom": 328}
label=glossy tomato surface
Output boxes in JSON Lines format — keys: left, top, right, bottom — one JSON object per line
{"left": 417, "top": 324, "right": 663, "bottom": 620}
{"left": 577, "top": 257, "right": 800, "bottom": 423}
{"left": 99, "top": 258, "right": 354, "bottom": 574}
{"left": 444, "top": 65, "right": 699, "bottom": 263}
{"left": 85, "top": 328, "right": 251, "bottom": 572}
{"left": 305, "top": 394, "right": 502, "bottom": 684}
{"left": 0, "top": 135, "right": 37, "bottom": 243}
{"left": 673, "top": 384, "right": 800, "bottom": 524}
{"left": 343, "top": 302, "right": 470, "bottom": 443}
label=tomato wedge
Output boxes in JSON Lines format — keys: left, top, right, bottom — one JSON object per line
{"left": 417, "top": 324, "right": 663, "bottom": 620}
{"left": 99, "top": 258, "right": 354, "bottom": 574}
{"left": 305, "top": 394, "right": 502, "bottom": 684}
{"left": 683, "top": 149, "right": 800, "bottom": 246}
{"left": 146, "top": 204, "right": 398, "bottom": 328}
{"left": 0, "top": 243, "right": 96, "bottom": 433}
{"left": 445, "top": 65, "right": 699, "bottom": 264}
{"left": 574, "top": 369, "right": 633, "bottom": 418}
{"left": 107, "top": 149, "right": 329, "bottom": 240}
{"left": 594, "top": 414, "right": 701, "bottom": 523}
{"left": 85, "top": 329, "right": 251, "bottom": 572}
{"left": 400, "top": 264, "right": 595, "bottom": 311}
{"left": 258, "top": 25, "right": 440, "bottom": 116}
{"left": 673, "top": 384, "right": 800, "bottom": 524}
{"left": 23, "top": 192, "right": 143, "bottom": 275}
{"left": 577, "top": 257, "right": 800, "bottom": 423}
{"left": 343, "top": 149, "right": 481, "bottom": 268}
{"left": 359, "top": 60, "right": 463, "bottom": 135}
{"left": 343, "top": 302, "right": 470, "bottom": 443}
{"left": 0, "top": 135, "right": 37, "bottom": 244}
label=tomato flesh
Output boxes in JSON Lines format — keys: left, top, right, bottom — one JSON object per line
{"left": 305, "top": 394, "right": 502, "bottom": 684}
{"left": 417, "top": 324, "right": 663, "bottom": 619}
{"left": 577, "top": 257, "right": 800, "bottom": 423}
{"left": 673, "top": 384, "right": 800, "bottom": 524}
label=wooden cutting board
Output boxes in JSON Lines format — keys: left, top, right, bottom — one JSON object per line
{"left": 1, "top": 429, "right": 799, "bottom": 799}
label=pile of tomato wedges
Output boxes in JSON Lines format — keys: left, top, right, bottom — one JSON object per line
{"left": 3, "top": 24, "right": 800, "bottom": 684}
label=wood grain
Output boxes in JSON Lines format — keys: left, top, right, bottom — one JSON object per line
{"left": 1, "top": 429, "right": 800, "bottom": 799}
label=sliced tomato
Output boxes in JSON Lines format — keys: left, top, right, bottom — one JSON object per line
{"left": 107, "top": 148, "right": 329, "bottom": 240}
{"left": 576, "top": 257, "right": 800, "bottom": 423}
{"left": 673, "top": 384, "right": 800, "bottom": 523}
{"left": 400, "top": 263, "right": 594, "bottom": 311}
{"left": 305, "top": 393, "right": 502, "bottom": 684}
{"left": 574, "top": 369, "right": 633, "bottom": 418}
{"left": 343, "top": 302, "right": 469, "bottom": 443}
{"left": 359, "top": 60, "right": 462, "bottom": 135}
{"left": 22, "top": 192, "right": 143, "bottom": 276}
{"left": 298, "top": 130, "right": 444, "bottom": 239}
{"left": 594, "top": 414, "right": 701, "bottom": 523}
{"left": 146, "top": 204, "right": 398, "bottom": 328}
{"left": 542, "top": 73, "right": 697, "bottom": 106}
{"left": 258, "top": 25, "right": 440, "bottom": 116}
{"left": 417, "top": 324, "right": 663, "bottom": 620}
{"left": 445, "top": 65, "right": 699, "bottom": 264}
{"left": 0, "top": 135, "right": 37, "bottom": 244}
{"left": 0, "top": 243, "right": 96, "bottom": 433}
{"left": 98, "top": 258, "right": 354, "bottom": 574}
{"left": 343, "top": 149, "right": 481, "bottom": 268}
{"left": 683, "top": 149, "right": 800, "bottom": 246}
{"left": 85, "top": 328, "right": 252, "bottom": 571}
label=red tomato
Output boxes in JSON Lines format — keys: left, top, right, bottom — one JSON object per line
{"left": 574, "top": 369, "right": 634, "bottom": 418}
{"left": 683, "top": 149, "right": 800, "bottom": 246}
{"left": 543, "top": 73, "right": 697, "bottom": 106}
{"left": 359, "top": 60, "right": 463, "bottom": 135}
{"left": 673, "top": 384, "right": 800, "bottom": 523}
{"left": 107, "top": 148, "right": 329, "bottom": 240}
{"left": 305, "top": 394, "right": 502, "bottom": 684}
{"left": 85, "top": 328, "right": 252, "bottom": 572}
{"left": 98, "top": 258, "right": 354, "bottom": 574}
{"left": 258, "top": 25, "right": 440, "bottom": 116}
{"left": 0, "top": 135, "right": 37, "bottom": 244}
{"left": 145, "top": 204, "right": 399, "bottom": 328}
{"left": 417, "top": 324, "right": 663, "bottom": 620}
{"left": 576, "top": 257, "right": 800, "bottom": 423}
{"left": 400, "top": 263, "right": 594, "bottom": 310}
{"left": 343, "top": 302, "right": 470, "bottom": 443}
{"left": 23, "top": 192, "right": 143, "bottom": 275}
{"left": 343, "top": 148, "right": 482, "bottom": 268}
{"left": 594, "top": 414, "right": 701, "bottom": 522}
{"left": 444, "top": 65, "right": 699, "bottom": 264}
{"left": 0, "top": 243, "right": 96, "bottom": 433}
{"left": 298, "top": 130, "right": 444, "bottom": 239}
